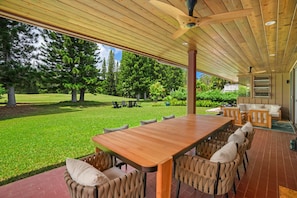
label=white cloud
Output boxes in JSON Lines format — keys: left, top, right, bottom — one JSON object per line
{"left": 97, "top": 44, "right": 122, "bottom": 69}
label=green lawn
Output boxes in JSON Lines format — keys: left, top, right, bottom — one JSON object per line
{"left": 0, "top": 93, "right": 216, "bottom": 185}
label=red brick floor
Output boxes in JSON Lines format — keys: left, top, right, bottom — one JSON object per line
{"left": 0, "top": 128, "right": 296, "bottom": 198}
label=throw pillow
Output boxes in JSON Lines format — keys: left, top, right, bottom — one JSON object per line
{"left": 66, "top": 158, "right": 109, "bottom": 186}
{"left": 210, "top": 141, "right": 237, "bottom": 163}
{"left": 241, "top": 122, "right": 253, "bottom": 134}
{"left": 235, "top": 128, "right": 245, "bottom": 138}
{"left": 228, "top": 132, "right": 245, "bottom": 145}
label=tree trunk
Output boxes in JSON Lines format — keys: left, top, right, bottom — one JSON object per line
{"left": 79, "top": 89, "right": 85, "bottom": 102}
{"left": 7, "top": 86, "right": 16, "bottom": 107}
{"left": 71, "top": 89, "right": 77, "bottom": 102}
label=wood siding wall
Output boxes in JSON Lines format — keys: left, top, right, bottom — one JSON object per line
{"left": 237, "top": 73, "right": 290, "bottom": 120}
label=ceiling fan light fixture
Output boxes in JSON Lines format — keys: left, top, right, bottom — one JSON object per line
{"left": 182, "top": 42, "right": 188, "bottom": 46}
{"left": 265, "top": 20, "right": 276, "bottom": 26}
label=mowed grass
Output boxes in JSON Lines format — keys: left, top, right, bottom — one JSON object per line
{"left": 0, "top": 93, "right": 216, "bottom": 185}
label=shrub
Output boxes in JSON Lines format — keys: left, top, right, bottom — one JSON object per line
{"left": 196, "top": 100, "right": 221, "bottom": 107}
{"left": 169, "top": 98, "right": 186, "bottom": 106}
{"left": 166, "top": 88, "right": 238, "bottom": 107}
{"left": 150, "top": 82, "right": 165, "bottom": 101}
{"left": 0, "top": 84, "right": 5, "bottom": 99}
{"left": 170, "top": 87, "right": 186, "bottom": 100}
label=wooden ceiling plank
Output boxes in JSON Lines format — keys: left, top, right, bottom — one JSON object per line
{"left": 0, "top": 0, "right": 295, "bottom": 81}
{"left": 261, "top": 0, "right": 278, "bottom": 71}
{"left": 55, "top": 0, "right": 189, "bottom": 66}
{"left": 280, "top": 2, "right": 297, "bottom": 71}
{"left": 242, "top": 0, "right": 270, "bottom": 72}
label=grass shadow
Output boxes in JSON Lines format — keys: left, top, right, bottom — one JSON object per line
{"left": 0, "top": 101, "right": 111, "bottom": 121}
{"left": 0, "top": 153, "right": 93, "bottom": 186}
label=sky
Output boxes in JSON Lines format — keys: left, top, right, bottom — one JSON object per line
{"left": 97, "top": 44, "right": 122, "bottom": 67}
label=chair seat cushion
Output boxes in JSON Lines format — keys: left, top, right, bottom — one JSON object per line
{"left": 66, "top": 158, "right": 109, "bottom": 186}
{"left": 210, "top": 141, "right": 237, "bottom": 163}
{"left": 103, "top": 167, "right": 126, "bottom": 180}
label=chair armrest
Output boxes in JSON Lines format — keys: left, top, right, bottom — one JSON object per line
{"left": 98, "top": 170, "right": 145, "bottom": 197}
{"left": 64, "top": 171, "right": 97, "bottom": 198}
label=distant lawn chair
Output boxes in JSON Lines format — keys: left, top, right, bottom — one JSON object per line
{"left": 121, "top": 101, "right": 127, "bottom": 107}
{"left": 112, "top": 101, "right": 121, "bottom": 108}
{"left": 128, "top": 101, "right": 133, "bottom": 108}
{"left": 128, "top": 100, "right": 141, "bottom": 108}
{"left": 133, "top": 101, "right": 141, "bottom": 107}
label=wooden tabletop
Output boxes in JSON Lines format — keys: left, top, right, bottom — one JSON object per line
{"left": 279, "top": 186, "right": 297, "bottom": 198}
{"left": 92, "top": 114, "right": 233, "bottom": 171}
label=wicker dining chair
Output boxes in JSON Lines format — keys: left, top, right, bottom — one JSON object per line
{"left": 241, "top": 122, "right": 255, "bottom": 163}
{"left": 162, "top": 114, "right": 175, "bottom": 120}
{"left": 64, "top": 151, "right": 145, "bottom": 198}
{"left": 103, "top": 124, "right": 129, "bottom": 169}
{"left": 140, "top": 119, "right": 157, "bottom": 125}
{"left": 175, "top": 150, "right": 240, "bottom": 198}
{"left": 103, "top": 124, "right": 129, "bottom": 133}
{"left": 204, "top": 130, "right": 250, "bottom": 180}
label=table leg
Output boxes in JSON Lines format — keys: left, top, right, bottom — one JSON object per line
{"left": 95, "top": 147, "right": 102, "bottom": 153}
{"left": 156, "top": 157, "right": 173, "bottom": 198}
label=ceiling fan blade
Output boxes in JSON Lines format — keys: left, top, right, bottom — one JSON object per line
{"left": 198, "top": 8, "right": 253, "bottom": 26}
{"left": 254, "top": 70, "right": 266, "bottom": 74}
{"left": 172, "top": 27, "right": 190, "bottom": 39}
{"left": 149, "top": 0, "right": 187, "bottom": 19}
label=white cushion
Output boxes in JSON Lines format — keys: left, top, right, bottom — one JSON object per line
{"left": 238, "top": 104, "right": 247, "bottom": 112}
{"left": 245, "top": 104, "right": 252, "bottom": 111}
{"left": 269, "top": 105, "right": 281, "bottom": 114}
{"left": 103, "top": 167, "right": 125, "bottom": 180}
{"left": 66, "top": 158, "right": 109, "bottom": 186}
{"left": 228, "top": 132, "right": 245, "bottom": 145}
{"left": 241, "top": 122, "right": 253, "bottom": 134}
{"left": 251, "top": 104, "right": 265, "bottom": 109}
{"left": 210, "top": 141, "right": 237, "bottom": 163}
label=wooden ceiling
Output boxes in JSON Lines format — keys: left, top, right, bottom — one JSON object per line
{"left": 0, "top": 0, "right": 296, "bottom": 82}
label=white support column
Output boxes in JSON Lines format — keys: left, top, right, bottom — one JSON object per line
{"left": 187, "top": 49, "right": 197, "bottom": 114}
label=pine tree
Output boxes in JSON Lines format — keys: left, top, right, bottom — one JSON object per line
{"left": 118, "top": 51, "right": 185, "bottom": 99}
{"left": 106, "top": 50, "right": 116, "bottom": 95}
{"left": 101, "top": 58, "right": 107, "bottom": 80}
{"left": 39, "top": 30, "right": 101, "bottom": 102}
{"left": 0, "top": 18, "right": 39, "bottom": 106}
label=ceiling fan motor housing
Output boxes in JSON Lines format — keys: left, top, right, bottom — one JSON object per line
{"left": 186, "top": 0, "right": 197, "bottom": 16}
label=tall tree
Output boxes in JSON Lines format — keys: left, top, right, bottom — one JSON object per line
{"left": 198, "top": 74, "right": 227, "bottom": 91}
{"left": 39, "top": 30, "right": 101, "bottom": 102}
{"left": 118, "top": 51, "right": 154, "bottom": 98}
{"left": 105, "top": 50, "right": 116, "bottom": 95}
{"left": 0, "top": 18, "right": 39, "bottom": 106}
{"left": 118, "top": 51, "right": 185, "bottom": 98}
{"left": 101, "top": 58, "right": 107, "bottom": 80}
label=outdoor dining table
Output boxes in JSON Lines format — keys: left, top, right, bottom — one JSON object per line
{"left": 92, "top": 114, "right": 233, "bottom": 198}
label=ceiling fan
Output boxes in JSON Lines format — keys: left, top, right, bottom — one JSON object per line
{"left": 149, "top": 0, "right": 253, "bottom": 39}
{"left": 237, "top": 66, "right": 266, "bottom": 76}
